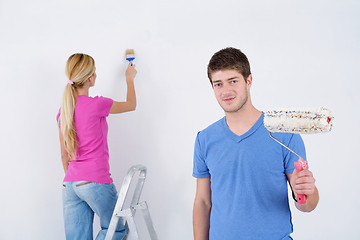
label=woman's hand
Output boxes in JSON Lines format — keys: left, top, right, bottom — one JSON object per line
{"left": 126, "top": 61, "right": 137, "bottom": 82}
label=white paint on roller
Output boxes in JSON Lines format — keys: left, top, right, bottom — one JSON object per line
{"left": 264, "top": 108, "right": 333, "bottom": 134}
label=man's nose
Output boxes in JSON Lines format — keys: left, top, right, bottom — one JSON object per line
{"left": 221, "top": 82, "right": 232, "bottom": 93}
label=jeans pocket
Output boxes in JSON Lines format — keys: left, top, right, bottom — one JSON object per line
{"left": 75, "top": 181, "right": 92, "bottom": 187}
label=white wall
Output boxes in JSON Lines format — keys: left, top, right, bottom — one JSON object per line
{"left": 0, "top": 0, "right": 359, "bottom": 239}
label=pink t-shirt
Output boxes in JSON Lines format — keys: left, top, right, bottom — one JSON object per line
{"left": 57, "top": 95, "right": 114, "bottom": 183}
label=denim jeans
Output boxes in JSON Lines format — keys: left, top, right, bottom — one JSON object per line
{"left": 62, "top": 181, "right": 126, "bottom": 240}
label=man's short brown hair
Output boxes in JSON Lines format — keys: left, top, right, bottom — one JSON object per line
{"left": 207, "top": 47, "right": 251, "bottom": 84}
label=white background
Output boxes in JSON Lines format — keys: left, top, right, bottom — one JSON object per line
{"left": 0, "top": 0, "right": 359, "bottom": 239}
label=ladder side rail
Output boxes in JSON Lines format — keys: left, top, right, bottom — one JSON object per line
{"left": 105, "top": 173, "right": 133, "bottom": 240}
{"left": 138, "top": 201, "right": 158, "bottom": 240}
{"left": 124, "top": 208, "right": 140, "bottom": 240}
{"left": 130, "top": 175, "right": 146, "bottom": 206}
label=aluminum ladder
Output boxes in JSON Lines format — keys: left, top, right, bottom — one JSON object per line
{"left": 105, "top": 165, "right": 158, "bottom": 240}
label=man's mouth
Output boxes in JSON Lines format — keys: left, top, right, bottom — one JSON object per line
{"left": 223, "top": 97, "right": 235, "bottom": 102}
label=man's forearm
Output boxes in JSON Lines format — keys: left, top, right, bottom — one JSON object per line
{"left": 193, "top": 201, "right": 211, "bottom": 240}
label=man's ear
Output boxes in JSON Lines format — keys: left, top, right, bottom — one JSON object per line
{"left": 246, "top": 74, "right": 253, "bottom": 87}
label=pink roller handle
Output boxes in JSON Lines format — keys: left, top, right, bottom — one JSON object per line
{"left": 294, "top": 160, "right": 308, "bottom": 204}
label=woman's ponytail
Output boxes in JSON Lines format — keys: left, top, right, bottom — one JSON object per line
{"left": 60, "top": 83, "right": 78, "bottom": 161}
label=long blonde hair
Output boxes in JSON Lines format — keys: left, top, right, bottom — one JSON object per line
{"left": 60, "top": 53, "right": 95, "bottom": 160}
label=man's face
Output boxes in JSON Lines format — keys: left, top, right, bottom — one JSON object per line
{"left": 211, "top": 69, "right": 251, "bottom": 113}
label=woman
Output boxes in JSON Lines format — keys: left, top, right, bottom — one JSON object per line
{"left": 57, "top": 53, "right": 137, "bottom": 240}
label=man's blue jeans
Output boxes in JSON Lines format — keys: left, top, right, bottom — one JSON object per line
{"left": 62, "top": 181, "right": 126, "bottom": 240}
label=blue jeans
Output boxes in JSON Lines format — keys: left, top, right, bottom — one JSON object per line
{"left": 62, "top": 181, "right": 126, "bottom": 240}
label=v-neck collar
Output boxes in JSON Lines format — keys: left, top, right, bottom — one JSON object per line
{"left": 221, "top": 112, "right": 264, "bottom": 143}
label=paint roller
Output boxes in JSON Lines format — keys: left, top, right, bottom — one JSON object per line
{"left": 264, "top": 107, "right": 334, "bottom": 204}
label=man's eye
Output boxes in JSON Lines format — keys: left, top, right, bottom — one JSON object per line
{"left": 214, "top": 83, "right": 221, "bottom": 87}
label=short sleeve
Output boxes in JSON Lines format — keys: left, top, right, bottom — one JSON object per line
{"left": 284, "top": 134, "right": 307, "bottom": 174}
{"left": 96, "top": 96, "right": 113, "bottom": 117}
{"left": 192, "top": 132, "right": 211, "bottom": 178}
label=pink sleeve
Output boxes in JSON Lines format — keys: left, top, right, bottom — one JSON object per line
{"left": 96, "top": 97, "right": 113, "bottom": 117}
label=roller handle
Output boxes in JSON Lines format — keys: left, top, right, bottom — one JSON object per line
{"left": 294, "top": 160, "right": 307, "bottom": 204}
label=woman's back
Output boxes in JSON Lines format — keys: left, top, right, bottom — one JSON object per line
{"left": 58, "top": 95, "right": 114, "bottom": 183}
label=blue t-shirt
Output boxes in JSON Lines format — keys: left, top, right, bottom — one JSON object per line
{"left": 193, "top": 113, "right": 306, "bottom": 240}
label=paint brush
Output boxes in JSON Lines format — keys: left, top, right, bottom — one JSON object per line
{"left": 126, "top": 49, "right": 135, "bottom": 65}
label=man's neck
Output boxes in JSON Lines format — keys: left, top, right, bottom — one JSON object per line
{"left": 225, "top": 104, "right": 262, "bottom": 136}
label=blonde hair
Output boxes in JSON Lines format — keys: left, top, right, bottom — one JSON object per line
{"left": 60, "top": 53, "right": 95, "bottom": 161}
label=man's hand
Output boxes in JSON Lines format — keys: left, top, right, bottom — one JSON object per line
{"left": 287, "top": 167, "right": 319, "bottom": 212}
{"left": 290, "top": 168, "right": 316, "bottom": 199}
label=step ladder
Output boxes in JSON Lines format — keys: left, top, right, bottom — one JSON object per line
{"left": 105, "top": 165, "right": 158, "bottom": 240}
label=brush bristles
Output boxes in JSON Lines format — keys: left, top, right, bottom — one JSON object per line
{"left": 264, "top": 108, "right": 333, "bottom": 134}
{"left": 125, "top": 49, "right": 134, "bottom": 57}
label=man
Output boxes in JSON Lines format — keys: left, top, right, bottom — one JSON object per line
{"left": 192, "top": 47, "right": 319, "bottom": 240}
